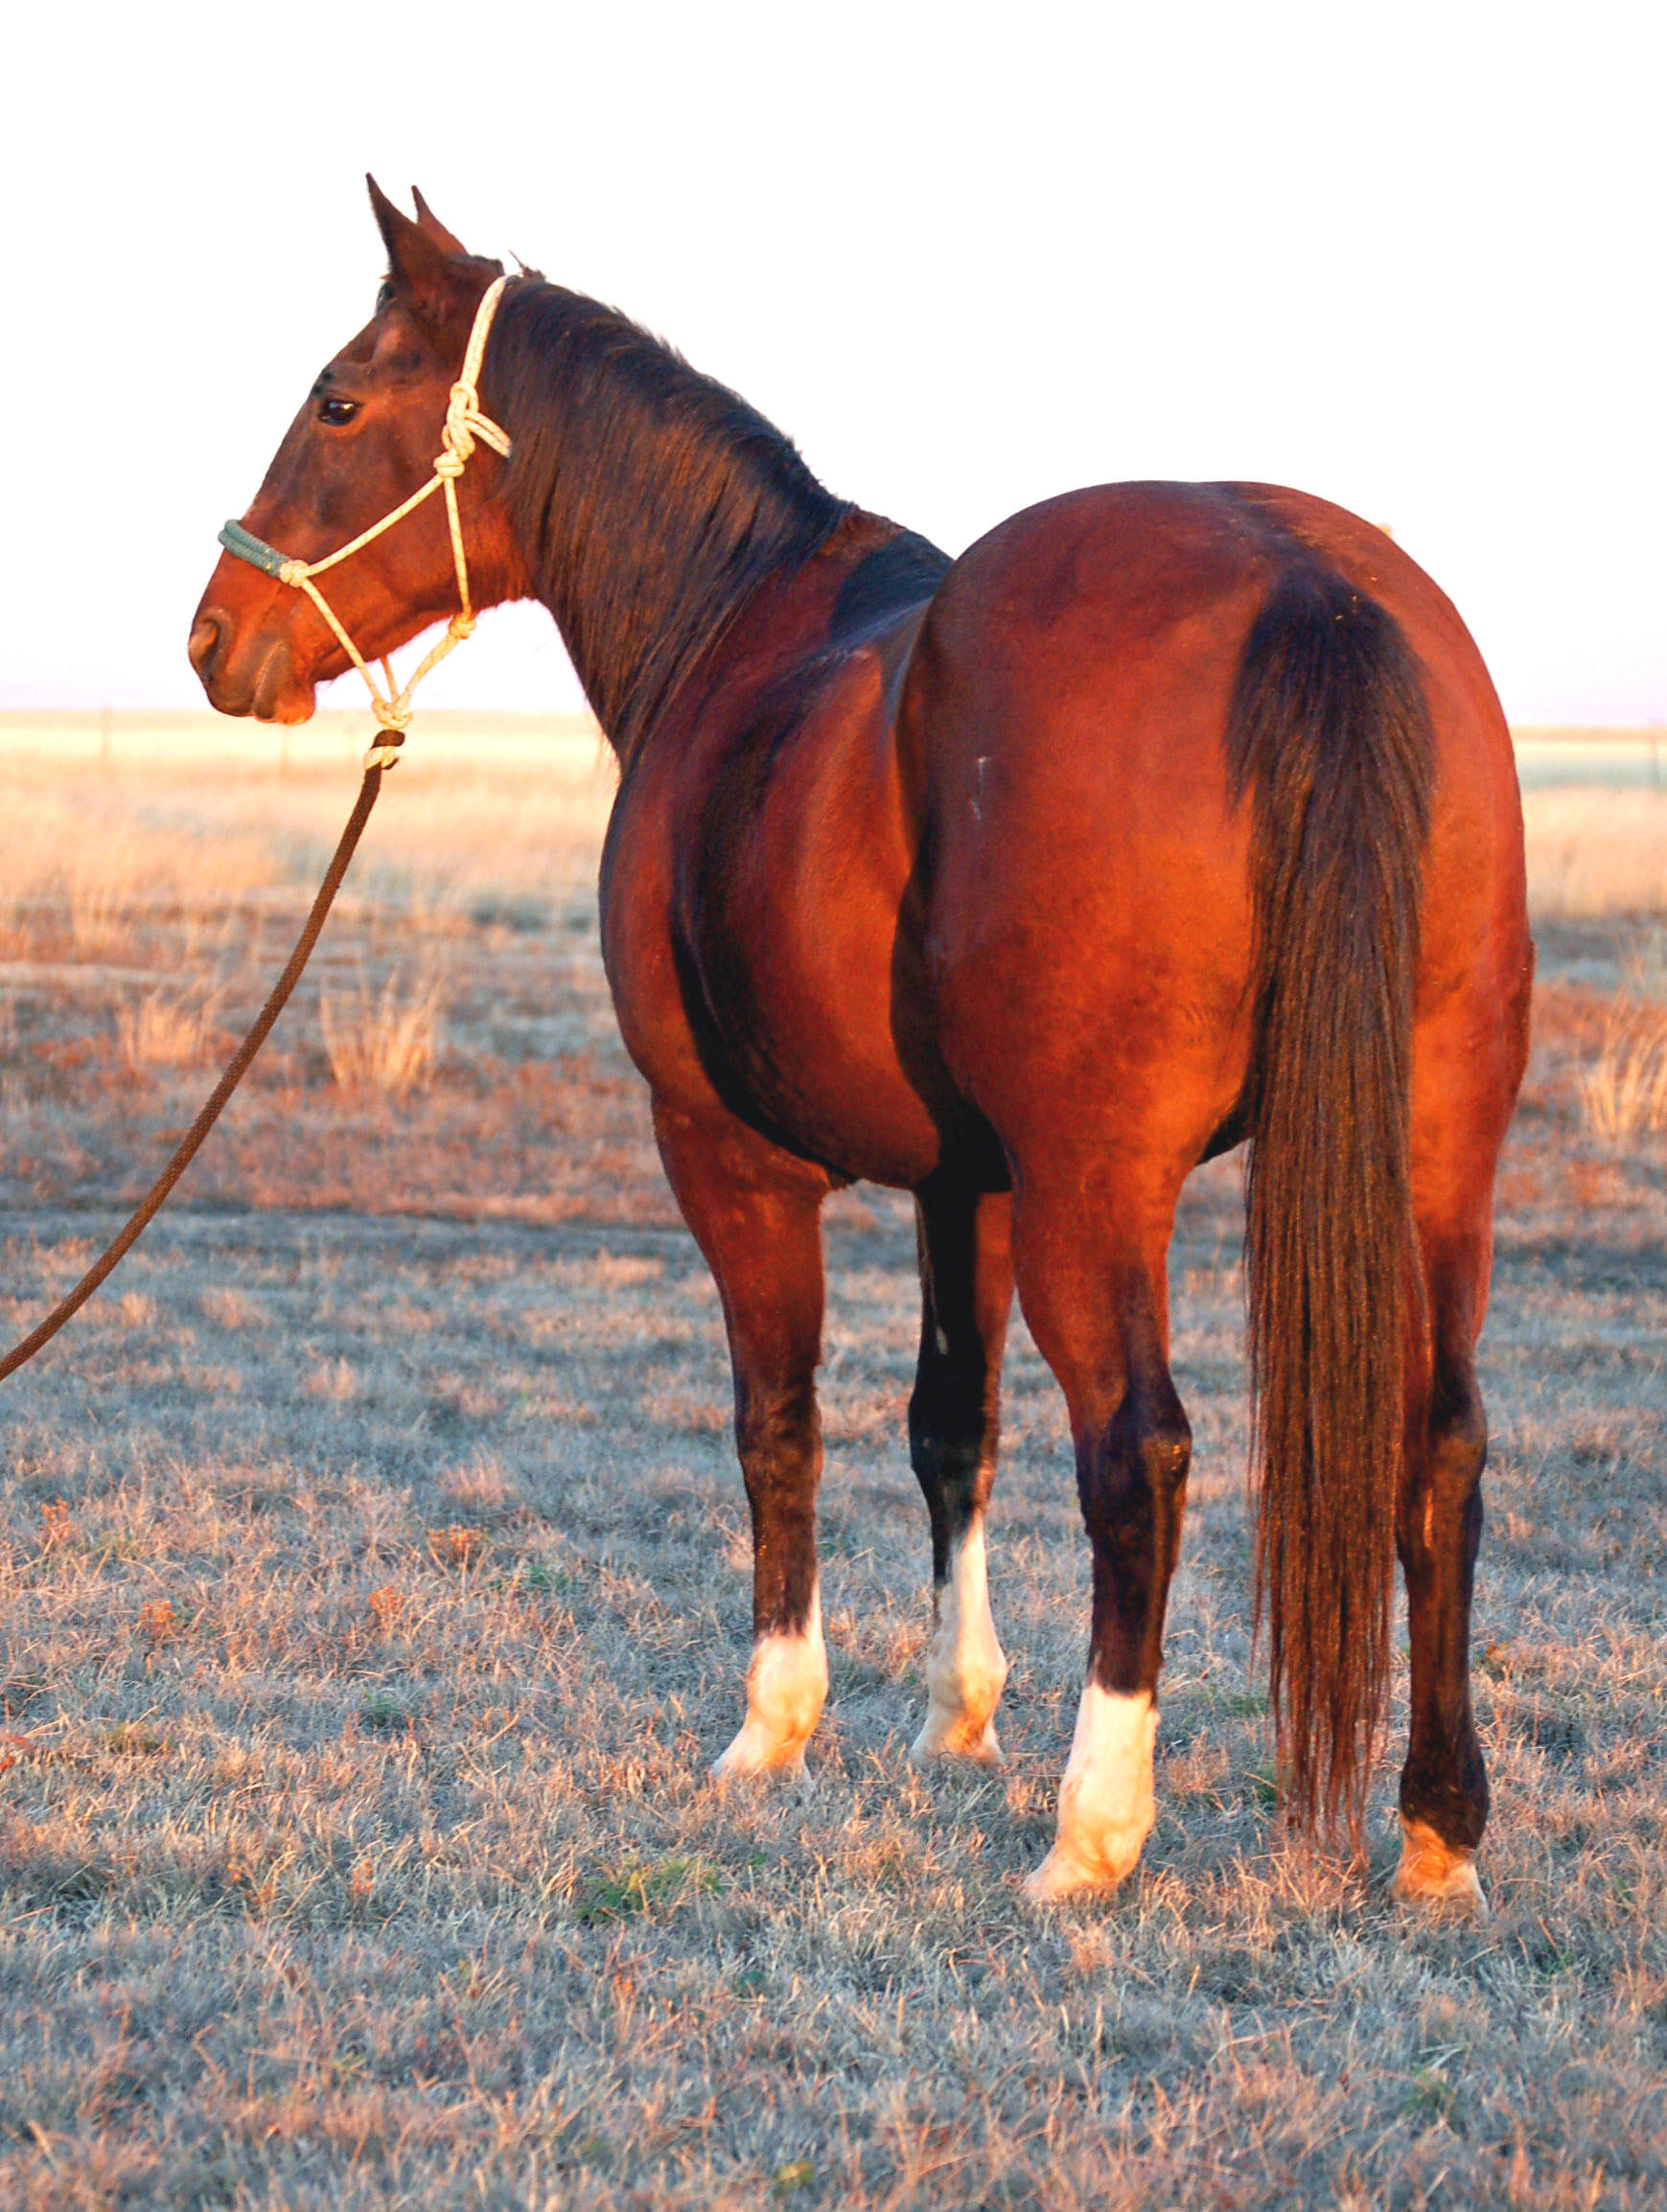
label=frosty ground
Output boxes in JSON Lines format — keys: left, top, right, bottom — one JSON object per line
{"left": 1, "top": 738, "right": 1664, "bottom": 2209}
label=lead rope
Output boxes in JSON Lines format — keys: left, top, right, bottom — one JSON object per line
{"left": 0, "top": 771, "right": 385, "bottom": 1383}
{"left": 0, "top": 278, "right": 515, "bottom": 1383}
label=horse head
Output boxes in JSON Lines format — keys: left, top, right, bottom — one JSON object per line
{"left": 189, "top": 181, "right": 527, "bottom": 724}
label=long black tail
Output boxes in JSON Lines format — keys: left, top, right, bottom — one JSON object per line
{"left": 1228, "top": 565, "right": 1434, "bottom": 1834}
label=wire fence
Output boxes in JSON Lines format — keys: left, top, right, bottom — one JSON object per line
{"left": 0, "top": 712, "right": 1663, "bottom": 787}
{"left": 0, "top": 709, "right": 604, "bottom": 771}
{"left": 1513, "top": 726, "right": 1667, "bottom": 791}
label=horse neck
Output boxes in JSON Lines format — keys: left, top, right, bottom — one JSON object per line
{"left": 488, "top": 284, "right": 850, "bottom": 764}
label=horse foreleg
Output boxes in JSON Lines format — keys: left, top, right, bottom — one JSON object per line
{"left": 909, "top": 1178, "right": 1014, "bottom": 1766}
{"left": 654, "top": 1102, "right": 830, "bottom": 1782}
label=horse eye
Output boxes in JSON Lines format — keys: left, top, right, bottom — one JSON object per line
{"left": 318, "top": 397, "right": 359, "bottom": 427}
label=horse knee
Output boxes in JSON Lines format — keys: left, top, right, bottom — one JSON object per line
{"left": 736, "top": 1383, "right": 819, "bottom": 1513}
{"left": 910, "top": 1428, "right": 983, "bottom": 1573}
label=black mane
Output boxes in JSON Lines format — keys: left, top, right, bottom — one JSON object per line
{"left": 485, "top": 280, "right": 853, "bottom": 762}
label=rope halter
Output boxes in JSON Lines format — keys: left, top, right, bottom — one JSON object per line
{"left": 218, "top": 273, "right": 514, "bottom": 768}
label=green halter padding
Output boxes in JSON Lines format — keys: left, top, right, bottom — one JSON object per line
{"left": 219, "top": 519, "right": 291, "bottom": 578}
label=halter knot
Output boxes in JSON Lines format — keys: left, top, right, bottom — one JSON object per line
{"left": 433, "top": 449, "right": 467, "bottom": 479}
{"left": 277, "top": 558, "right": 310, "bottom": 588}
{"left": 372, "top": 696, "right": 413, "bottom": 734}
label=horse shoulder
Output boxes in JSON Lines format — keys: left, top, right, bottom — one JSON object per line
{"left": 601, "top": 625, "right": 946, "bottom": 1186}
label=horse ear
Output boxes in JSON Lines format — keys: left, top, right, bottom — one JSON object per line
{"left": 411, "top": 187, "right": 468, "bottom": 256}
{"left": 365, "top": 173, "right": 461, "bottom": 319}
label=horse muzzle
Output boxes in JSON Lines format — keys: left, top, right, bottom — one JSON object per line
{"left": 189, "top": 603, "right": 318, "bottom": 725}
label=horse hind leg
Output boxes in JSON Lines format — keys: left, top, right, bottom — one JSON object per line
{"left": 1009, "top": 1165, "right": 1192, "bottom": 1901}
{"left": 908, "top": 1179, "right": 1014, "bottom": 1766}
{"left": 1393, "top": 1233, "right": 1493, "bottom": 1917}
{"left": 1029, "top": 1370, "right": 1189, "bottom": 1900}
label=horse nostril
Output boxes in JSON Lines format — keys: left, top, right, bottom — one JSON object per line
{"left": 189, "top": 611, "right": 227, "bottom": 682}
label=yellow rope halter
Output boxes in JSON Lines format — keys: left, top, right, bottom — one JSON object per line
{"left": 218, "top": 274, "right": 513, "bottom": 768}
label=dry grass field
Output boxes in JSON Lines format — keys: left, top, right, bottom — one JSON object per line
{"left": 2, "top": 724, "right": 1667, "bottom": 2209}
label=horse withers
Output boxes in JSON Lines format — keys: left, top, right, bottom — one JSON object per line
{"left": 190, "top": 182, "right": 1531, "bottom": 1909}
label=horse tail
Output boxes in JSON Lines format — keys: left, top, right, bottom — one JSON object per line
{"left": 1227, "top": 563, "right": 1434, "bottom": 1835}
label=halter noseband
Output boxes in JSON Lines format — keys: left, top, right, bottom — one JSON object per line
{"left": 218, "top": 273, "right": 514, "bottom": 767}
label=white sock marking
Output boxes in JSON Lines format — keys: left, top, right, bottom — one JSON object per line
{"left": 710, "top": 1583, "right": 828, "bottom": 1781}
{"left": 1025, "top": 1683, "right": 1157, "bottom": 1901}
{"left": 912, "top": 1518, "right": 1008, "bottom": 1764}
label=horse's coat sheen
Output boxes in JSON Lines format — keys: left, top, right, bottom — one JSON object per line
{"left": 190, "top": 185, "right": 1531, "bottom": 1907}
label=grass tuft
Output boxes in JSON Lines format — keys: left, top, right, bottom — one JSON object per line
{"left": 366, "top": 1586, "right": 405, "bottom": 1633}
{"left": 573, "top": 1857, "right": 723, "bottom": 1925}
{"left": 117, "top": 986, "right": 220, "bottom": 1071}
{"left": 357, "top": 1692, "right": 414, "bottom": 1735}
{"left": 427, "top": 1523, "right": 487, "bottom": 1570}
{"left": 1576, "top": 1005, "right": 1667, "bottom": 1138}
{"left": 319, "top": 968, "right": 447, "bottom": 1095}
{"left": 137, "top": 1600, "right": 178, "bottom": 1646}
{"left": 104, "top": 1722, "right": 168, "bottom": 1756}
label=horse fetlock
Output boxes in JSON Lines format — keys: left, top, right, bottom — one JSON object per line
{"left": 1025, "top": 1683, "right": 1157, "bottom": 1903}
{"left": 911, "top": 1521, "right": 1007, "bottom": 1766}
{"left": 912, "top": 1706, "right": 1005, "bottom": 1767}
{"left": 912, "top": 1642, "right": 1007, "bottom": 1765}
{"left": 1392, "top": 1816, "right": 1489, "bottom": 1918}
{"left": 710, "top": 1601, "right": 828, "bottom": 1782}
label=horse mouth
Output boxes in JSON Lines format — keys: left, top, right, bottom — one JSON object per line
{"left": 251, "top": 641, "right": 316, "bottom": 724}
{"left": 194, "top": 636, "right": 314, "bottom": 724}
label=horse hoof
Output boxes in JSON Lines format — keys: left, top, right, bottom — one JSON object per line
{"left": 1391, "top": 1818, "right": 1489, "bottom": 1918}
{"left": 909, "top": 1713, "right": 1005, "bottom": 1768}
{"left": 1022, "top": 1841, "right": 1133, "bottom": 1906}
{"left": 709, "top": 1723, "right": 812, "bottom": 1785}
{"left": 708, "top": 1745, "right": 808, "bottom": 1785}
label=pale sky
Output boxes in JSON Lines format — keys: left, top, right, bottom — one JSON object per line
{"left": 5, "top": 0, "right": 1660, "bottom": 725}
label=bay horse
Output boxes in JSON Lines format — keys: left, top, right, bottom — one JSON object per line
{"left": 190, "top": 183, "right": 1530, "bottom": 1909}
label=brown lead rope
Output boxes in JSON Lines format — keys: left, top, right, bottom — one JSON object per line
{"left": 0, "top": 759, "right": 391, "bottom": 1384}
{"left": 0, "top": 272, "right": 518, "bottom": 1384}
